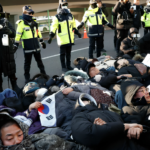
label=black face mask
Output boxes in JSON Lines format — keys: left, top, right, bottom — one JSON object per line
{"left": 132, "top": 96, "right": 147, "bottom": 106}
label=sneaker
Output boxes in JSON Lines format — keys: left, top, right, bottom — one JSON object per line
{"left": 67, "top": 66, "right": 73, "bottom": 70}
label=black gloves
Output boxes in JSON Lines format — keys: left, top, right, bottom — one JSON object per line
{"left": 41, "top": 42, "right": 46, "bottom": 49}
{"left": 13, "top": 43, "right": 19, "bottom": 53}
{"left": 48, "top": 37, "right": 52, "bottom": 44}
{"left": 77, "top": 22, "right": 84, "bottom": 30}
{"left": 48, "top": 32, "right": 55, "bottom": 44}
{"left": 73, "top": 28, "right": 82, "bottom": 38}
{"left": 107, "top": 23, "right": 115, "bottom": 30}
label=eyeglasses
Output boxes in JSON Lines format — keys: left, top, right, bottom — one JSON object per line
{"left": 137, "top": 88, "right": 149, "bottom": 93}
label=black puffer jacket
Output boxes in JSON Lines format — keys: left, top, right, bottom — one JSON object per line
{"left": 71, "top": 104, "right": 149, "bottom": 150}
{"left": 139, "top": 32, "right": 150, "bottom": 53}
{"left": 0, "top": 18, "right": 16, "bottom": 76}
{"left": 118, "top": 65, "right": 142, "bottom": 78}
{"left": 113, "top": 1, "right": 133, "bottom": 30}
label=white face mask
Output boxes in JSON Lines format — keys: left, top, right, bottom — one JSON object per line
{"left": 62, "top": 6, "right": 68, "bottom": 9}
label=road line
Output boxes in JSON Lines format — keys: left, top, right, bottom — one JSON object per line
{"left": 42, "top": 47, "right": 88, "bottom": 60}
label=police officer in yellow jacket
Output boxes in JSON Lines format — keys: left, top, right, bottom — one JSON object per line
{"left": 13, "top": 6, "right": 46, "bottom": 83}
{"left": 141, "top": 0, "right": 150, "bottom": 35}
{"left": 78, "top": 0, "right": 114, "bottom": 59}
{"left": 48, "top": 0, "right": 81, "bottom": 72}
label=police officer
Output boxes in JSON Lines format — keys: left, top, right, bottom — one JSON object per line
{"left": 13, "top": 6, "right": 46, "bottom": 83}
{"left": 141, "top": 0, "right": 150, "bottom": 35}
{"left": 48, "top": 0, "right": 81, "bottom": 72}
{"left": 78, "top": 0, "right": 114, "bottom": 59}
{"left": 0, "top": 4, "right": 19, "bottom": 92}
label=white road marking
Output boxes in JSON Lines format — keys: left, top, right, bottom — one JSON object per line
{"left": 42, "top": 47, "right": 88, "bottom": 60}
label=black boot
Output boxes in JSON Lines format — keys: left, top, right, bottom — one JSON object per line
{"left": 66, "top": 50, "right": 73, "bottom": 70}
{"left": 10, "top": 78, "right": 20, "bottom": 94}
{"left": 24, "top": 74, "right": 30, "bottom": 84}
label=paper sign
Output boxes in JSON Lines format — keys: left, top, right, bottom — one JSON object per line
{"left": 38, "top": 94, "right": 56, "bottom": 127}
{"left": 142, "top": 54, "right": 150, "bottom": 67}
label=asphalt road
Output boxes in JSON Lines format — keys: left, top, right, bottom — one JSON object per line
{"left": 2, "top": 29, "right": 144, "bottom": 89}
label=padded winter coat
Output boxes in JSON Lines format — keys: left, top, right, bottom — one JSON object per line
{"left": 0, "top": 19, "right": 16, "bottom": 76}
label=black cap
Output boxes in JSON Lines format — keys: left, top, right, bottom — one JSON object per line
{"left": 23, "top": 5, "right": 34, "bottom": 14}
{"left": 0, "top": 4, "right": 3, "bottom": 12}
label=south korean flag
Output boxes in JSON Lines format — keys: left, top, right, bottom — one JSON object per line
{"left": 38, "top": 94, "right": 56, "bottom": 127}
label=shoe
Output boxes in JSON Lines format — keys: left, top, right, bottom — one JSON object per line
{"left": 101, "top": 49, "right": 107, "bottom": 52}
{"left": 62, "top": 68, "right": 68, "bottom": 72}
{"left": 67, "top": 66, "right": 73, "bottom": 70}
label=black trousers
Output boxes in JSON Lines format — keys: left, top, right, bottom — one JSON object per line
{"left": 60, "top": 46, "right": 72, "bottom": 68}
{"left": 144, "top": 27, "right": 150, "bottom": 35}
{"left": 24, "top": 52, "right": 46, "bottom": 79}
{"left": 116, "top": 29, "right": 129, "bottom": 54}
{"left": 89, "top": 37, "right": 103, "bottom": 59}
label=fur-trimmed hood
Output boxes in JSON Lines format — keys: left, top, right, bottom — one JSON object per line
{"left": 64, "top": 70, "right": 89, "bottom": 85}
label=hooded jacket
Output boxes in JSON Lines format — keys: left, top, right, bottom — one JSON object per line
{"left": 0, "top": 113, "right": 89, "bottom": 150}
{"left": 71, "top": 104, "right": 149, "bottom": 150}
{"left": 121, "top": 79, "right": 143, "bottom": 106}
{"left": 119, "top": 27, "right": 140, "bottom": 58}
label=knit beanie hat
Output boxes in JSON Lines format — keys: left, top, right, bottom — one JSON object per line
{"left": 23, "top": 82, "right": 40, "bottom": 95}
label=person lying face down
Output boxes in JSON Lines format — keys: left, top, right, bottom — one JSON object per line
{"left": 71, "top": 93, "right": 150, "bottom": 150}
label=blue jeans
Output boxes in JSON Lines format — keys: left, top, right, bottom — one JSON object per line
{"left": 114, "top": 90, "right": 127, "bottom": 109}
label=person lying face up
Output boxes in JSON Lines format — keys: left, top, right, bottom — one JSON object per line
{"left": 86, "top": 62, "right": 132, "bottom": 88}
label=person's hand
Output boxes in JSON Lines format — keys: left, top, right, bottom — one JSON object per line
{"left": 41, "top": 42, "right": 46, "bottom": 49}
{"left": 94, "top": 118, "right": 106, "bottom": 126}
{"left": 127, "top": 127, "right": 142, "bottom": 140}
{"left": 77, "top": 32, "right": 82, "bottom": 38}
{"left": 29, "top": 102, "right": 43, "bottom": 112}
{"left": 124, "top": 123, "right": 143, "bottom": 131}
{"left": 13, "top": 43, "right": 19, "bottom": 53}
{"left": 48, "top": 37, "right": 52, "bottom": 44}
{"left": 62, "top": 88, "right": 73, "bottom": 95}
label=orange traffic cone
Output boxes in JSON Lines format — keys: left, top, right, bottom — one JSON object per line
{"left": 83, "top": 27, "right": 88, "bottom": 39}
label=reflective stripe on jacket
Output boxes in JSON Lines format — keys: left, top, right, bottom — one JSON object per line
{"left": 15, "top": 20, "right": 42, "bottom": 53}
{"left": 82, "top": 7, "right": 109, "bottom": 37}
{"left": 51, "top": 12, "right": 77, "bottom": 47}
